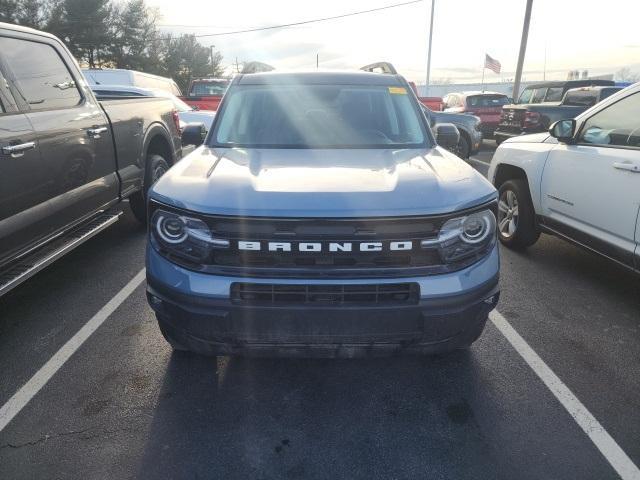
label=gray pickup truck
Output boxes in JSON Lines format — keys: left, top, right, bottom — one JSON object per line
{"left": 494, "top": 80, "right": 619, "bottom": 143}
{"left": 0, "top": 23, "right": 182, "bottom": 296}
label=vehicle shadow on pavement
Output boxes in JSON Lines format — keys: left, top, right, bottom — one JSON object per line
{"left": 136, "top": 350, "right": 503, "bottom": 480}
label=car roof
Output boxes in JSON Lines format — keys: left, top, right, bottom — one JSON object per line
{"left": 524, "top": 79, "right": 615, "bottom": 89}
{"left": 191, "top": 78, "right": 230, "bottom": 82}
{"left": 458, "top": 91, "right": 507, "bottom": 97}
{"left": 89, "top": 84, "right": 179, "bottom": 99}
{"left": 0, "top": 21, "right": 57, "bottom": 39}
{"left": 236, "top": 71, "right": 405, "bottom": 86}
{"left": 565, "top": 85, "right": 621, "bottom": 92}
{"left": 90, "top": 84, "right": 155, "bottom": 94}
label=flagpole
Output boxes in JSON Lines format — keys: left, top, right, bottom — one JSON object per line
{"left": 481, "top": 66, "right": 486, "bottom": 92}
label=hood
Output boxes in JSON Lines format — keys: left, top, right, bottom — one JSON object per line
{"left": 151, "top": 147, "right": 497, "bottom": 217}
{"left": 504, "top": 132, "right": 552, "bottom": 144}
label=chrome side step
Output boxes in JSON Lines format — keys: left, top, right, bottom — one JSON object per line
{"left": 0, "top": 212, "right": 122, "bottom": 297}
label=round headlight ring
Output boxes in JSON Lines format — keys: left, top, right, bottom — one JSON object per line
{"left": 460, "top": 211, "right": 494, "bottom": 244}
{"left": 156, "top": 214, "right": 188, "bottom": 244}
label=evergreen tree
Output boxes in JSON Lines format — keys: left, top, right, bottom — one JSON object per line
{"left": 15, "top": 0, "right": 46, "bottom": 28}
{"left": 0, "top": 0, "right": 19, "bottom": 22}
{"left": 58, "top": 0, "right": 114, "bottom": 68}
{"left": 164, "top": 34, "right": 224, "bottom": 92}
{"left": 111, "top": 0, "right": 158, "bottom": 70}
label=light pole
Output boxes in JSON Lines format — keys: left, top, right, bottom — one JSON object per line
{"left": 425, "top": 0, "right": 435, "bottom": 96}
{"left": 512, "top": 0, "right": 533, "bottom": 101}
{"left": 210, "top": 45, "right": 216, "bottom": 76}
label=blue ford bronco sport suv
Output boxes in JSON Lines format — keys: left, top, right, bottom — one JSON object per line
{"left": 146, "top": 70, "right": 500, "bottom": 357}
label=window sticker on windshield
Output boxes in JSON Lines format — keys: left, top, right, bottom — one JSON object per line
{"left": 388, "top": 87, "right": 407, "bottom": 95}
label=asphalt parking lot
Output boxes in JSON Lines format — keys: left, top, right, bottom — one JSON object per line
{"left": 1, "top": 141, "right": 639, "bottom": 480}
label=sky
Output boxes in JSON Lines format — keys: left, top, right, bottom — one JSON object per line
{"left": 146, "top": 0, "right": 640, "bottom": 84}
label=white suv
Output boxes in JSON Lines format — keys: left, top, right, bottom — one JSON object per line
{"left": 488, "top": 83, "right": 640, "bottom": 272}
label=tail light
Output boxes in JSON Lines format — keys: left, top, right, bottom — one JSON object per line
{"left": 171, "top": 110, "right": 182, "bottom": 134}
{"left": 523, "top": 111, "right": 541, "bottom": 128}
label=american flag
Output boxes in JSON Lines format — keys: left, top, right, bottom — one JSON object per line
{"left": 485, "top": 54, "right": 501, "bottom": 74}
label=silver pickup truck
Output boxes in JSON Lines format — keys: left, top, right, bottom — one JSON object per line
{"left": 0, "top": 22, "right": 182, "bottom": 296}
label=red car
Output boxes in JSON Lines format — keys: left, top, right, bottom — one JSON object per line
{"left": 442, "top": 91, "right": 510, "bottom": 138}
{"left": 179, "top": 78, "right": 230, "bottom": 111}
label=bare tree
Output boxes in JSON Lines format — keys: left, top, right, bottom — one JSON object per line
{"left": 615, "top": 67, "right": 640, "bottom": 83}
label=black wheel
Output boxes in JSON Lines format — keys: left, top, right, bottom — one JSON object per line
{"left": 130, "top": 154, "right": 169, "bottom": 224}
{"left": 497, "top": 179, "right": 540, "bottom": 248}
{"left": 157, "top": 315, "right": 189, "bottom": 352}
{"left": 448, "top": 133, "right": 470, "bottom": 158}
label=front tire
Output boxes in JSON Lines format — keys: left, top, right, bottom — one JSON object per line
{"left": 130, "top": 154, "right": 169, "bottom": 224}
{"left": 449, "top": 134, "right": 470, "bottom": 158}
{"left": 497, "top": 179, "right": 540, "bottom": 248}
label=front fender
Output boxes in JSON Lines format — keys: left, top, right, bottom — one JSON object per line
{"left": 488, "top": 140, "right": 554, "bottom": 212}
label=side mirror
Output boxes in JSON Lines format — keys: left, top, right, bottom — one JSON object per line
{"left": 549, "top": 119, "right": 576, "bottom": 143}
{"left": 435, "top": 123, "right": 460, "bottom": 148}
{"left": 181, "top": 123, "right": 207, "bottom": 147}
{"left": 421, "top": 105, "right": 436, "bottom": 128}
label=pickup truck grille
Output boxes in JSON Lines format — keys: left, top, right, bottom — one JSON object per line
{"left": 231, "top": 282, "right": 419, "bottom": 305}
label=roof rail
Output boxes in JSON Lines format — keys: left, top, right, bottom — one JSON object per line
{"left": 242, "top": 61, "right": 275, "bottom": 74}
{"left": 360, "top": 62, "right": 398, "bottom": 75}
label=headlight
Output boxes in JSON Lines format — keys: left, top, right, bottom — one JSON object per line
{"left": 421, "top": 209, "right": 496, "bottom": 263}
{"left": 151, "top": 209, "right": 229, "bottom": 263}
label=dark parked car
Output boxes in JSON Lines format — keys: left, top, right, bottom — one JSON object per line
{"left": 443, "top": 91, "right": 510, "bottom": 138}
{"left": 494, "top": 85, "right": 622, "bottom": 143}
{"left": 0, "top": 23, "right": 182, "bottom": 296}
{"left": 422, "top": 105, "right": 482, "bottom": 158}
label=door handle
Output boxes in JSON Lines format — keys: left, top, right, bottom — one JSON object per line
{"left": 87, "top": 126, "right": 108, "bottom": 138}
{"left": 1, "top": 141, "right": 36, "bottom": 157}
{"left": 613, "top": 162, "right": 640, "bottom": 173}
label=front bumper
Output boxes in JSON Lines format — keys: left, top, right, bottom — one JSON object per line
{"left": 146, "top": 245, "right": 500, "bottom": 357}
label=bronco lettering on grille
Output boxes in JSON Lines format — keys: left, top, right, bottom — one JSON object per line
{"left": 237, "top": 241, "right": 413, "bottom": 252}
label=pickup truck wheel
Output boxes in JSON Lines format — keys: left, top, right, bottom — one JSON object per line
{"left": 450, "top": 134, "right": 470, "bottom": 158}
{"left": 497, "top": 179, "right": 540, "bottom": 248}
{"left": 130, "top": 154, "right": 169, "bottom": 224}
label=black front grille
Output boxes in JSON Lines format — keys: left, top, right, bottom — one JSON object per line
{"left": 231, "top": 282, "right": 419, "bottom": 306}
{"left": 150, "top": 202, "right": 497, "bottom": 278}
{"left": 204, "top": 215, "right": 446, "bottom": 275}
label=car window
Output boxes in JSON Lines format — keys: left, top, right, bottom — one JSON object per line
{"left": 562, "top": 92, "right": 596, "bottom": 107}
{"left": 213, "top": 84, "right": 428, "bottom": 148}
{"left": 579, "top": 92, "right": 640, "bottom": 148}
{"left": 517, "top": 87, "right": 534, "bottom": 104}
{"left": 191, "top": 81, "right": 229, "bottom": 96}
{"left": 530, "top": 88, "right": 547, "bottom": 103}
{"left": 466, "top": 95, "right": 509, "bottom": 107}
{"left": 545, "top": 87, "right": 564, "bottom": 102}
{"left": 0, "top": 37, "right": 81, "bottom": 111}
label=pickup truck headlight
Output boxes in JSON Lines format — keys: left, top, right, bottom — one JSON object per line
{"left": 151, "top": 209, "right": 228, "bottom": 263}
{"left": 421, "top": 209, "right": 496, "bottom": 263}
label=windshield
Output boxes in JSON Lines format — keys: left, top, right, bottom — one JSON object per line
{"left": 212, "top": 84, "right": 429, "bottom": 148}
{"left": 191, "top": 80, "right": 229, "bottom": 96}
{"left": 466, "top": 95, "right": 509, "bottom": 107}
